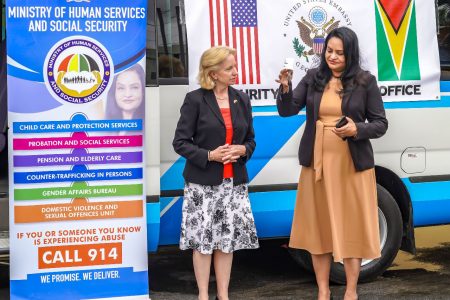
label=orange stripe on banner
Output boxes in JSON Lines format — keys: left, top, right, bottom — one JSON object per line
{"left": 38, "top": 243, "right": 122, "bottom": 269}
{"left": 15, "top": 198, "right": 143, "bottom": 223}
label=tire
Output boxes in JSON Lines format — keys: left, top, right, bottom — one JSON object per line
{"left": 288, "top": 184, "right": 403, "bottom": 284}
{"left": 288, "top": 247, "right": 313, "bottom": 273}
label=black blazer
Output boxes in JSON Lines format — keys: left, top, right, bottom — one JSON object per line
{"left": 277, "top": 68, "right": 388, "bottom": 171}
{"left": 173, "top": 87, "right": 255, "bottom": 186}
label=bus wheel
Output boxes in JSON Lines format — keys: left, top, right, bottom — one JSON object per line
{"left": 288, "top": 184, "right": 403, "bottom": 284}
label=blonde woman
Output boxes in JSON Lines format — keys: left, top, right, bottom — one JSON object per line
{"left": 173, "top": 46, "right": 258, "bottom": 300}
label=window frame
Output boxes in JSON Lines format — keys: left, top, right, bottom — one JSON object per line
{"left": 437, "top": 0, "right": 450, "bottom": 80}
{"left": 150, "top": 0, "right": 188, "bottom": 86}
{"left": 146, "top": 0, "right": 158, "bottom": 87}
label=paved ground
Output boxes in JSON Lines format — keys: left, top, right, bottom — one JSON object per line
{"left": 148, "top": 226, "right": 450, "bottom": 300}
{"left": 1, "top": 226, "right": 450, "bottom": 299}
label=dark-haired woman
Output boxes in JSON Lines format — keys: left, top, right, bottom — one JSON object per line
{"left": 276, "top": 27, "right": 388, "bottom": 300}
{"left": 106, "top": 63, "right": 145, "bottom": 120}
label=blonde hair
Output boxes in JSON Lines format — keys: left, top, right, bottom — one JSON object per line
{"left": 197, "top": 46, "right": 236, "bottom": 90}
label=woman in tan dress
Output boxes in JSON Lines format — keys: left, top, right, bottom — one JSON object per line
{"left": 276, "top": 27, "right": 388, "bottom": 300}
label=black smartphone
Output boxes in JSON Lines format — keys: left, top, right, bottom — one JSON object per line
{"left": 336, "top": 116, "right": 348, "bottom": 128}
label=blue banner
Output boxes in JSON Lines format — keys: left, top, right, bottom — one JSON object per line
{"left": 6, "top": 1, "right": 149, "bottom": 299}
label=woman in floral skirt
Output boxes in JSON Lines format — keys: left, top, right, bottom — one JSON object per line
{"left": 173, "top": 46, "right": 258, "bottom": 300}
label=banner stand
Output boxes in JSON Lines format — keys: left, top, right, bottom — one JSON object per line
{"left": 6, "top": 1, "right": 150, "bottom": 299}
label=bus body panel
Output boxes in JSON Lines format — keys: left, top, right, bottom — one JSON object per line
{"left": 148, "top": 83, "right": 450, "bottom": 247}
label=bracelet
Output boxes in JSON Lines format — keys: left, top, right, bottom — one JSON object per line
{"left": 207, "top": 150, "right": 211, "bottom": 161}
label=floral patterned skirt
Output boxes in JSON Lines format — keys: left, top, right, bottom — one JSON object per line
{"left": 180, "top": 178, "right": 259, "bottom": 254}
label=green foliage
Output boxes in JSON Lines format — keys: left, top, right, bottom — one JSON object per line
{"left": 293, "top": 38, "right": 304, "bottom": 57}
{"left": 292, "top": 38, "right": 309, "bottom": 63}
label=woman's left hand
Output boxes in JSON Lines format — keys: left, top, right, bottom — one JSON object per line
{"left": 332, "top": 117, "right": 358, "bottom": 139}
{"left": 222, "top": 145, "right": 246, "bottom": 164}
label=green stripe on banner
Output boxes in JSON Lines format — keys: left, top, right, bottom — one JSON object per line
{"left": 375, "top": 1, "right": 399, "bottom": 81}
{"left": 400, "top": 1, "right": 420, "bottom": 80}
{"left": 14, "top": 183, "right": 143, "bottom": 200}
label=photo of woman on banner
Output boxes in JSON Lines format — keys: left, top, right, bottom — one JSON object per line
{"left": 173, "top": 46, "right": 259, "bottom": 300}
{"left": 105, "top": 63, "right": 145, "bottom": 120}
{"left": 276, "top": 27, "right": 388, "bottom": 300}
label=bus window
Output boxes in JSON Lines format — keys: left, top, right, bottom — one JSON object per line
{"left": 438, "top": 0, "right": 450, "bottom": 79}
{"left": 156, "top": 0, "right": 188, "bottom": 84}
{"left": 147, "top": 0, "right": 157, "bottom": 86}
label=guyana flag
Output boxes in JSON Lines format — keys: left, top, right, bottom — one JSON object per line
{"left": 375, "top": 0, "right": 420, "bottom": 81}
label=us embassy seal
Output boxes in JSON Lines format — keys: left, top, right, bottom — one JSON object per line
{"left": 44, "top": 36, "right": 113, "bottom": 104}
{"left": 282, "top": 1, "right": 352, "bottom": 72}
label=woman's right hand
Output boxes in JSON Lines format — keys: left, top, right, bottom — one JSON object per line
{"left": 275, "top": 69, "right": 291, "bottom": 94}
{"left": 209, "top": 144, "right": 231, "bottom": 163}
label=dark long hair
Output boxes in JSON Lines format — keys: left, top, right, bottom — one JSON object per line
{"left": 105, "top": 63, "right": 145, "bottom": 120}
{"left": 314, "top": 27, "right": 369, "bottom": 96}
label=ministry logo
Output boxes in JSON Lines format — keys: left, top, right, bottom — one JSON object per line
{"left": 282, "top": 2, "right": 352, "bottom": 71}
{"left": 44, "top": 36, "right": 113, "bottom": 104}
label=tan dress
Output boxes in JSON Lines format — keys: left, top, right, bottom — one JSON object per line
{"left": 289, "top": 80, "right": 381, "bottom": 262}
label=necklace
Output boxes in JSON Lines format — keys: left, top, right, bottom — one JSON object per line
{"left": 214, "top": 94, "right": 228, "bottom": 101}
{"left": 331, "top": 74, "right": 342, "bottom": 80}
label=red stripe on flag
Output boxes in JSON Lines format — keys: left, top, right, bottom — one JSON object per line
{"left": 223, "top": 0, "right": 229, "bottom": 46}
{"left": 247, "top": 27, "right": 253, "bottom": 84}
{"left": 209, "top": 0, "right": 215, "bottom": 47}
{"left": 254, "top": 28, "right": 261, "bottom": 84}
{"left": 239, "top": 27, "right": 246, "bottom": 84}
{"left": 232, "top": 28, "right": 240, "bottom": 83}
{"left": 215, "top": 0, "right": 222, "bottom": 45}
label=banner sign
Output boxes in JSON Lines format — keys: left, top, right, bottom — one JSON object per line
{"left": 185, "top": 0, "right": 441, "bottom": 104}
{"left": 6, "top": 1, "right": 149, "bottom": 299}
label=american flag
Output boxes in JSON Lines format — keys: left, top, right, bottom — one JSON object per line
{"left": 313, "top": 37, "right": 325, "bottom": 55}
{"left": 209, "top": 0, "right": 261, "bottom": 84}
